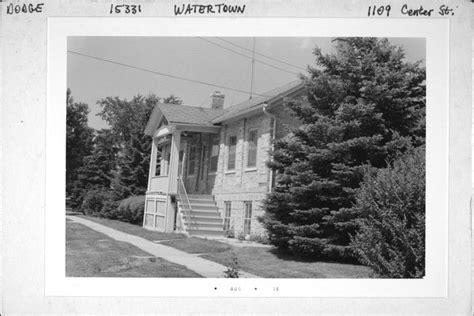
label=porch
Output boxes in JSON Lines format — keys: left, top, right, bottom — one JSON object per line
{"left": 144, "top": 123, "right": 224, "bottom": 235}
{"left": 147, "top": 124, "right": 221, "bottom": 196}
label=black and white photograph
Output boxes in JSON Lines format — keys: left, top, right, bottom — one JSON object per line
{"left": 3, "top": 0, "right": 472, "bottom": 313}
{"left": 65, "top": 36, "right": 426, "bottom": 279}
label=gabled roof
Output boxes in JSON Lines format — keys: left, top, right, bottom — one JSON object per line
{"left": 144, "top": 103, "right": 224, "bottom": 135}
{"left": 145, "top": 80, "right": 305, "bottom": 136}
{"left": 211, "top": 79, "right": 304, "bottom": 123}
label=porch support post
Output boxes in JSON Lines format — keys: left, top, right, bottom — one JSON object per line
{"left": 168, "top": 130, "right": 181, "bottom": 195}
{"left": 147, "top": 138, "right": 157, "bottom": 192}
{"left": 163, "top": 130, "right": 181, "bottom": 232}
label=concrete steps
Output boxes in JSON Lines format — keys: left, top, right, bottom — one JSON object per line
{"left": 179, "top": 194, "right": 224, "bottom": 236}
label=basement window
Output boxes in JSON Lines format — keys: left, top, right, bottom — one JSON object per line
{"left": 243, "top": 201, "right": 252, "bottom": 235}
{"left": 223, "top": 201, "right": 232, "bottom": 231}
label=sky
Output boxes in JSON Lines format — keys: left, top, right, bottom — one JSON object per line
{"left": 67, "top": 37, "right": 426, "bottom": 130}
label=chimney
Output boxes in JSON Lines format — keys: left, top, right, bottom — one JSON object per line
{"left": 210, "top": 91, "right": 225, "bottom": 110}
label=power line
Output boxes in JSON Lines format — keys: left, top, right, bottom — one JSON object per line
{"left": 198, "top": 37, "right": 299, "bottom": 76}
{"left": 67, "top": 50, "right": 272, "bottom": 97}
{"left": 215, "top": 37, "right": 307, "bottom": 72}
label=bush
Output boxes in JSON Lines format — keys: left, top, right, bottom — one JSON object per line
{"left": 224, "top": 226, "right": 235, "bottom": 238}
{"left": 350, "top": 147, "right": 425, "bottom": 278}
{"left": 248, "top": 234, "right": 270, "bottom": 244}
{"left": 237, "top": 231, "right": 246, "bottom": 241}
{"left": 80, "top": 190, "right": 144, "bottom": 225}
{"left": 224, "top": 253, "right": 240, "bottom": 278}
{"left": 81, "top": 189, "right": 114, "bottom": 216}
{"left": 113, "top": 195, "right": 145, "bottom": 225}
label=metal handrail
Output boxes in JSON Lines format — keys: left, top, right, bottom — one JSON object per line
{"left": 177, "top": 177, "right": 193, "bottom": 231}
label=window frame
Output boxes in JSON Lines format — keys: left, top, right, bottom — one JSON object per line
{"left": 243, "top": 201, "right": 252, "bottom": 235}
{"left": 247, "top": 128, "right": 258, "bottom": 168}
{"left": 223, "top": 201, "right": 232, "bottom": 231}
{"left": 209, "top": 135, "right": 220, "bottom": 173}
{"left": 227, "top": 135, "right": 237, "bottom": 171}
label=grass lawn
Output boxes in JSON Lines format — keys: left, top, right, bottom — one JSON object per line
{"left": 74, "top": 215, "right": 372, "bottom": 278}
{"left": 201, "top": 248, "right": 372, "bottom": 278}
{"left": 78, "top": 215, "right": 186, "bottom": 241}
{"left": 66, "top": 220, "right": 201, "bottom": 277}
{"left": 161, "top": 237, "right": 232, "bottom": 254}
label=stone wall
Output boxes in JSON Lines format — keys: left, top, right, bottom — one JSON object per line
{"left": 270, "top": 101, "right": 303, "bottom": 140}
{"left": 176, "top": 106, "right": 302, "bottom": 237}
{"left": 211, "top": 113, "right": 273, "bottom": 236}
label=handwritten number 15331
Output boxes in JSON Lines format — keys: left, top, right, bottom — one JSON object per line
{"left": 110, "top": 4, "right": 142, "bottom": 14}
{"left": 368, "top": 5, "right": 391, "bottom": 17}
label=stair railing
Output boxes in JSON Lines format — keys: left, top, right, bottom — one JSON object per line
{"left": 177, "top": 176, "right": 194, "bottom": 231}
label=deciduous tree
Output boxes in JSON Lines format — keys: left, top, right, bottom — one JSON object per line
{"left": 66, "top": 89, "right": 94, "bottom": 206}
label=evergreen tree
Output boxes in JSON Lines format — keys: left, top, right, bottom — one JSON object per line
{"left": 111, "top": 134, "right": 150, "bottom": 198}
{"left": 70, "top": 129, "right": 117, "bottom": 206}
{"left": 260, "top": 38, "right": 426, "bottom": 262}
{"left": 66, "top": 89, "right": 94, "bottom": 206}
{"left": 77, "top": 129, "right": 117, "bottom": 189}
{"left": 97, "top": 94, "right": 182, "bottom": 200}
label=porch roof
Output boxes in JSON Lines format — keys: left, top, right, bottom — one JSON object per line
{"left": 144, "top": 103, "right": 225, "bottom": 135}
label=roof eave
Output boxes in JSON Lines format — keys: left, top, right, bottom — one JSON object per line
{"left": 144, "top": 106, "right": 164, "bottom": 136}
{"left": 212, "top": 82, "right": 305, "bottom": 123}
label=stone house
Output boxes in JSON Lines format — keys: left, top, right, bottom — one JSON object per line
{"left": 143, "top": 80, "right": 305, "bottom": 237}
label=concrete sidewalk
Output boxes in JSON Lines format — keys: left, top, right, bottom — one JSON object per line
{"left": 67, "top": 215, "right": 258, "bottom": 278}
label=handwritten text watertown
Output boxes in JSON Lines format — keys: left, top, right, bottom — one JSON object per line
{"left": 174, "top": 3, "right": 246, "bottom": 15}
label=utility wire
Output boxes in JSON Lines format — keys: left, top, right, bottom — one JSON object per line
{"left": 67, "top": 50, "right": 272, "bottom": 97}
{"left": 215, "top": 37, "right": 307, "bottom": 72}
{"left": 198, "top": 37, "right": 299, "bottom": 76}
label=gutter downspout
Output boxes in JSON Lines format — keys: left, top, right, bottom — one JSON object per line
{"left": 263, "top": 102, "right": 277, "bottom": 193}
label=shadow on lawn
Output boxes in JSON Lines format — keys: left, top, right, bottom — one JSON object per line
{"left": 267, "top": 247, "right": 363, "bottom": 265}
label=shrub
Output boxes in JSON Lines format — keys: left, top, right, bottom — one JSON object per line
{"left": 224, "top": 226, "right": 235, "bottom": 238}
{"left": 113, "top": 195, "right": 145, "bottom": 225}
{"left": 248, "top": 234, "right": 270, "bottom": 244}
{"left": 237, "top": 231, "right": 246, "bottom": 241}
{"left": 224, "top": 253, "right": 240, "bottom": 278}
{"left": 350, "top": 147, "right": 425, "bottom": 278}
{"left": 80, "top": 189, "right": 113, "bottom": 216}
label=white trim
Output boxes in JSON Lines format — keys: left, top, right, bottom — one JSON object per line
{"left": 155, "top": 125, "right": 172, "bottom": 138}
{"left": 244, "top": 168, "right": 257, "bottom": 173}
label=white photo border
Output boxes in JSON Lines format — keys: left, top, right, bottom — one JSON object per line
{"left": 46, "top": 17, "right": 448, "bottom": 297}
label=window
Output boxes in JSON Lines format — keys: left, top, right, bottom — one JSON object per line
{"left": 166, "top": 152, "right": 171, "bottom": 175}
{"left": 158, "top": 145, "right": 170, "bottom": 176}
{"left": 227, "top": 136, "right": 237, "bottom": 170}
{"left": 209, "top": 135, "right": 220, "bottom": 172}
{"left": 188, "top": 146, "right": 196, "bottom": 175}
{"left": 223, "top": 201, "right": 232, "bottom": 231}
{"left": 155, "top": 149, "right": 161, "bottom": 176}
{"left": 247, "top": 129, "right": 258, "bottom": 168}
{"left": 243, "top": 201, "right": 252, "bottom": 235}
